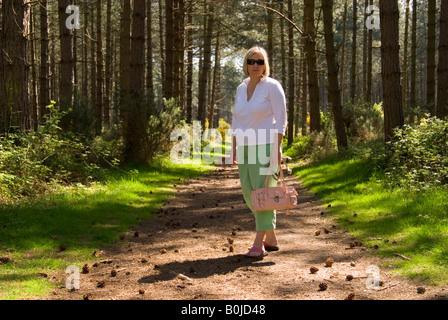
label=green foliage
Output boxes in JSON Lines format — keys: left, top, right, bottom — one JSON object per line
{"left": 294, "top": 142, "right": 448, "bottom": 285}
{"left": 283, "top": 135, "right": 312, "bottom": 159}
{"left": 343, "top": 101, "right": 384, "bottom": 142}
{"left": 0, "top": 103, "right": 120, "bottom": 203}
{"left": 0, "top": 160, "right": 210, "bottom": 299}
{"left": 383, "top": 116, "right": 448, "bottom": 191}
{"left": 146, "top": 98, "right": 185, "bottom": 162}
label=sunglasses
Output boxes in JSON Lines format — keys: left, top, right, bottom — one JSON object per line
{"left": 247, "top": 59, "right": 265, "bottom": 66}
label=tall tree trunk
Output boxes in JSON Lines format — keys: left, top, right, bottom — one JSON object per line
{"left": 350, "top": 0, "right": 357, "bottom": 103}
{"left": 58, "top": 0, "right": 74, "bottom": 130}
{"left": 366, "top": 0, "right": 373, "bottom": 104}
{"left": 119, "top": 0, "right": 131, "bottom": 140}
{"left": 437, "top": 0, "right": 448, "bottom": 119}
{"left": 95, "top": 0, "right": 104, "bottom": 134}
{"left": 30, "top": 9, "right": 38, "bottom": 130}
{"left": 379, "top": 0, "right": 403, "bottom": 142}
{"left": 340, "top": 0, "right": 348, "bottom": 105}
{"left": 402, "top": 0, "right": 410, "bottom": 112}
{"left": 120, "top": 0, "right": 131, "bottom": 93}
{"left": 39, "top": 0, "right": 51, "bottom": 122}
{"left": 82, "top": 6, "right": 88, "bottom": 101}
{"left": 362, "top": 0, "right": 368, "bottom": 101}
{"left": 178, "top": 0, "right": 185, "bottom": 110}
{"left": 104, "top": 0, "right": 112, "bottom": 125}
{"left": 280, "top": 1, "right": 286, "bottom": 89}
{"left": 165, "top": 0, "right": 174, "bottom": 99}
{"left": 286, "top": 0, "right": 295, "bottom": 145}
{"left": 197, "top": 0, "right": 213, "bottom": 127}
{"left": 323, "top": 0, "right": 348, "bottom": 149}
{"left": 295, "top": 54, "right": 303, "bottom": 137}
{"left": 125, "top": 0, "right": 147, "bottom": 164}
{"left": 427, "top": 0, "right": 437, "bottom": 115}
{"left": 0, "top": 0, "right": 31, "bottom": 131}
{"left": 208, "top": 31, "right": 220, "bottom": 129}
{"left": 301, "top": 40, "right": 308, "bottom": 136}
{"left": 409, "top": 0, "right": 417, "bottom": 110}
{"left": 173, "top": 0, "right": 180, "bottom": 102}
{"left": 267, "top": 0, "right": 274, "bottom": 77}
{"left": 89, "top": 2, "right": 97, "bottom": 122}
{"left": 146, "top": 0, "right": 155, "bottom": 107}
{"left": 304, "top": 0, "right": 321, "bottom": 132}
{"left": 186, "top": 0, "right": 193, "bottom": 124}
{"left": 158, "top": 0, "right": 165, "bottom": 94}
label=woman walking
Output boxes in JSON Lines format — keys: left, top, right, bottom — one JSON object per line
{"left": 231, "top": 46, "right": 287, "bottom": 258}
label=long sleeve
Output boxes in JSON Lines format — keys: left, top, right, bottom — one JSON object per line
{"left": 269, "top": 81, "right": 287, "bottom": 135}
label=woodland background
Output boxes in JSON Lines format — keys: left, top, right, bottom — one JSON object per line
{"left": 0, "top": 0, "right": 447, "bottom": 198}
{"left": 1, "top": 0, "right": 448, "bottom": 299}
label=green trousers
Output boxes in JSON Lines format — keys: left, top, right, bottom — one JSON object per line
{"left": 237, "top": 143, "right": 279, "bottom": 232}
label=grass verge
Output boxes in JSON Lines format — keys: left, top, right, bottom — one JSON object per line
{"left": 0, "top": 158, "right": 211, "bottom": 300}
{"left": 292, "top": 154, "right": 448, "bottom": 285}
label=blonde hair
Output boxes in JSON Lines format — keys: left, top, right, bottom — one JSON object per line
{"left": 243, "top": 46, "right": 270, "bottom": 78}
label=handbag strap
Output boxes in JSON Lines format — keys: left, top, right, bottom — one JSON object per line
{"left": 262, "top": 163, "right": 286, "bottom": 190}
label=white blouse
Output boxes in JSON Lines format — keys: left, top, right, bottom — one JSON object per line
{"left": 231, "top": 76, "right": 287, "bottom": 146}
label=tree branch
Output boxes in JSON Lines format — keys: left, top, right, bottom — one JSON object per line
{"left": 253, "top": 2, "right": 304, "bottom": 36}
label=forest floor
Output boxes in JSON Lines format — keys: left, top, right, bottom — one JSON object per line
{"left": 43, "top": 164, "right": 448, "bottom": 301}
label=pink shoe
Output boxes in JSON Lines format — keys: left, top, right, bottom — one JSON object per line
{"left": 245, "top": 246, "right": 268, "bottom": 258}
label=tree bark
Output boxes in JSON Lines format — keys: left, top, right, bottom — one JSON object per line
{"left": 304, "top": 0, "right": 321, "bottom": 132}
{"left": 427, "top": 0, "right": 437, "bottom": 114}
{"left": 409, "top": 0, "right": 417, "bottom": 110}
{"left": 366, "top": 0, "right": 373, "bottom": 104}
{"left": 104, "top": 0, "right": 112, "bottom": 125}
{"left": 120, "top": 0, "right": 131, "bottom": 93}
{"left": 95, "top": 0, "right": 104, "bottom": 133}
{"left": 165, "top": 0, "right": 174, "bottom": 99}
{"left": 39, "top": 0, "right": 51, "bottom": 122}
{"left": 286, "top": 0, "right": 295, "bottom": 145}
{"left": 350, "top": 0, "right": 357, "bottom": 103}
{"left": 322, "top": 0, "right": 348, "bottom": 149}
{"left": 379, "top": 0, "right": 403, "bottom": 142}
{"left": 340, "top": 0, "right": 348, "bottom": 104}
{"left": 58, "top": 0, "right": 74, "bottom": 130}
{"left": 125, "top": 0, "right": 147, "bottom": 164}
{"left": 437, "top": 0, "right": 448, "bottom": 119}
{"left": 0, "top": 0, "right": 31, "bottom": 131}
{"left": 146, "top": 0, "right": 155, "bottom": 107}
{"left": 197, "top": 0, "right": 213, "bottom": 127}
{"left": 30, "top": 9, "right": 38, "bottom": 130}
{"left": 186, "top": 0, "right": 193, "bottom": 124}
{"left": 402, "top": 0, "right": 410, "bottom": 112}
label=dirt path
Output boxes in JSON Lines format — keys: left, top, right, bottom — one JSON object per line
{"left": 46, "top": 165, "right": 447, "bottom": 300}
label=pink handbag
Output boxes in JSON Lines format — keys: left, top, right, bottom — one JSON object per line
{"left": 250, "top": 164, "right": 298, "bottom": 215}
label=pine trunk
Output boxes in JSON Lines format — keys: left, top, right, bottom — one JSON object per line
{"left": 287, "top": 0, "right": 295, "bottom": 145}
{"left": 304, "top": 0, "right": 321, "bottom": 132}
{"left": 427, "top": 0, "right": 437, "bottom": 114}
{"left": 323, "top": 0, "right": 348, "bottom": 149}
{"left": 350, "top": 0, "right": 357, "bottom": 103}
{"left": 437, "top": 0, "right": 448, "bottom": 118}
{"left": 125, "top": 0, "right": 147, "bottom": 164}
{"left": 39, "top": 0, "right": 51, "bottom": 122}
{"left": 58, "top": 0, "right": 74, "bottom": 130}
{"left": 379, "top": 0, "right": 404, "bottom": 142}
{"left": 197, "top": 1, "right": 213, "bottom": 127}
{"left": 0, "top": 0, "right": 31, "bottom": 131}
